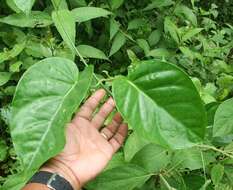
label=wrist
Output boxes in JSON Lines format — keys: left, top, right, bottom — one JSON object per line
{"left": 40, "top": 159, "right": 81, "bottom": 190}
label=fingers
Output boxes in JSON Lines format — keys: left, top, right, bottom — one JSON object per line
{"left": 73, "top": 89, "right": 106, "bottom": 123}
{"left": 91, "top": 98, "right": 115, "bottom": 129}
{"left": 100, "top": 113, "right": 123, "bottom": 140}
{"left": 109, "top": 123, "right": 128, "bottom": 153}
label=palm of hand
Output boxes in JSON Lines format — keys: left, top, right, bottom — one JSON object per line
{"left": 54, "top": 90, "right": 128, "bottom": 185}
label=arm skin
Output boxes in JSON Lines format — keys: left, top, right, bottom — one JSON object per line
{"left": 22, "top": 89, "right": 128, "bottom": 190}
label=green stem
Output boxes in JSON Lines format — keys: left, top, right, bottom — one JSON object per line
{"left": 159, "top": 174, "right": 177, "bottom": 190}
{"left": 51, "top": 0, "right": 113, "bottom": 96}
{"left": 196, "top": 144, "right": 233, "bottom": 159}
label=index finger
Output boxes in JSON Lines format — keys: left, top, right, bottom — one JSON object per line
{"left": 73, "top": 89, "right": 106, "bottom": 122}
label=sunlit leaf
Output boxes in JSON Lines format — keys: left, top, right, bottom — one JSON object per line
{"left": 113, "top": 60, "right": 206, "bottom": 149}
{"left": 11, "top": 57, "right": 93, "bottom": 175}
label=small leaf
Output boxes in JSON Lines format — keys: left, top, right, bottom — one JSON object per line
{"left": 124, "top": 132, "right": 150, "bottom": 162}
{"left": 0, "top": 139, "right": 7, "bottom": 161}
{"left": 172, "top": 147, "right": 216, "bottom": 170}
{"left": 11, "top": 57, "right": 93, "bottom": 175}
{"left": 110, "top": 18, "right": 120, "bottom": 41}
{"left": 113, "top": 60, "right": 206, "bottom": 149}
{"left": 143, "top": 0, "right": 174, "bottom": 11}
{"left": 71, "top": 7, "right": 112, "bottom": 22}
{"left": 6, "top": 0, "right": 21, "bottom": 13}
{"left": 175, "top": 5, "right": 197, "bottom": 26}
{"left": 127, "top": 18, "right": 146, "bottom": 30}
{"left": 131, "top": 144, "right": 171, "bottom": 173}
{"left": 110, "top": 0, "right": 124, "bottom": 10}
{"left": 52, "top": 10, "right": 76, "bottom": 54}
{"left": 213, "top": 98, "right": 233, "bottom": 137}
{"left": 0, "top": 72, "right": 12, "bottom": 86}
{"left": 77, "top": 45, "right": 109, "bottom": 60}
{"left": 164, "top": 17, "right": 180, "bottom": 44}
{"left": 148, "top": 29, "right": 162, "bottom": 46}
{"left": 136, "top": 39, "right": 150, "bottom": 55}
{"left": 109, "top": 32, "right": 126, "bottom": 57}
{"left": 0, "top": 11, "right": 52, "bottom": 28}
{"left": 13, "top": 0, "right": 35, "bottom": 14}
{"left": 211, "top": 164, "right": 224, "bottom": 185}
{"left": 0, "top": 43, "right": 25, "bottom": 64}
{"left": 86, "top": 164, "right": 152, "bottom": 190}
{"left": 52, "top": 0, "right": 68, "bottom": 10}
{"left": 146, "top": 48, "right": 170, "bottom": 58}
{"left": 10, "top": 61, "right": 23, "bottom": 73}
{"left": 182, "top": 28, "right": 203, "bottom": 42}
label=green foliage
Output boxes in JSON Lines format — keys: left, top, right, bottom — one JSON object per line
{"left": 0, "top": 0, "right": 233, "bottom": 189}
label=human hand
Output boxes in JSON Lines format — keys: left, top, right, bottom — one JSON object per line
{"left": 41, "top": 89, "right": 128, "bottom": 190}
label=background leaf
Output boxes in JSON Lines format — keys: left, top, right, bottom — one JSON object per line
{"left": 71, "top": 7, "right": 112, "bottom": 22}
{"left": 0, "top": 72, "right": 12, "bottom": 86}
{"left": 0, "top": 11, "right": 52, "bottom": 28}
{"left": 52, "top": 10, "right": 76, "bottom": 55}
{"left": 77, "top": 45, "right": 109, "bottom": 60}
{"left": 211, "top": 164, "right": 224, "bottom": 185}
{"left": 109, "top": 32, "right": 126, "bottom": 56}
{"left": 131, "top": 144, "right": 171, "bottom": 173}
{"left": 86, "top": 165, "right": 152, "bottom": 190}
{"left": 13, "top": 0, "right": 35, "bottom": 14}
{"left": 213, "top": 98, "right": 233, "bottom": 137}
{"left": 110, "top": 0, "right": 124, "bottom": 10}
{"left": 164, "top": 17, "right": 180, "bottom": 44}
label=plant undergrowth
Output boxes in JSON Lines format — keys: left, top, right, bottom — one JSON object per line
{"left": 0, "top": 0, "right": 233, "bottom": 190}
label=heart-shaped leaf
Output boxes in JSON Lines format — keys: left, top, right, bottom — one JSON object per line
{"left": 113, "top": 60, "right": 206, "bottom": 149}
{"left": 11, "top": 57, "right": 93, "bottom": 173}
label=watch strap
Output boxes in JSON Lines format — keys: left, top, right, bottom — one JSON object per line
{"left": 28, "top": 171, "right": 73, "bottom": 190}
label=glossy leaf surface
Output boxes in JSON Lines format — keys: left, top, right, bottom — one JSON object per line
{"left": 11, "top": 57, "right": 93, "bottom": 172}
{"left": 113, "top": 60, "right": 206, "bottom": 149}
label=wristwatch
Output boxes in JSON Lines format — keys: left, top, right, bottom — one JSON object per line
{"left": 28, "top": 171, "right": 73, "bottom": 190}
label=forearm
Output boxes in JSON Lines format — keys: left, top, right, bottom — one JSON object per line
{"left": 22, "top": 159, "right": 81, "bottom": 190}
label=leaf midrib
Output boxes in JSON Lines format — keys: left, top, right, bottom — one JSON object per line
{"left": 26, "top": 75, "right": 79, "bottom": 171}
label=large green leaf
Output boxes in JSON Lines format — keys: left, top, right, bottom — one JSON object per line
{"left": 52, "top": 10, "right": 76, "bottom": 55}
{"left": 11, "top": 57, "right": 93, "bottom": 173}
{"left": 71, "top": 7, "right": 112, "bottom": 22}
{"left": 0, "top": 11, "right": 52, "bottom": 28}
{"left": 86, "top": 164, "right": 152, "bottom": 190}
{"left": 13, "top": 0, "right": 35, "bottom": 14}
{"left": 213, "top": 98, "right": 233, "bottom": 137}
{"left": 113, "top": 60, "right": 206, "bottom": 149}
